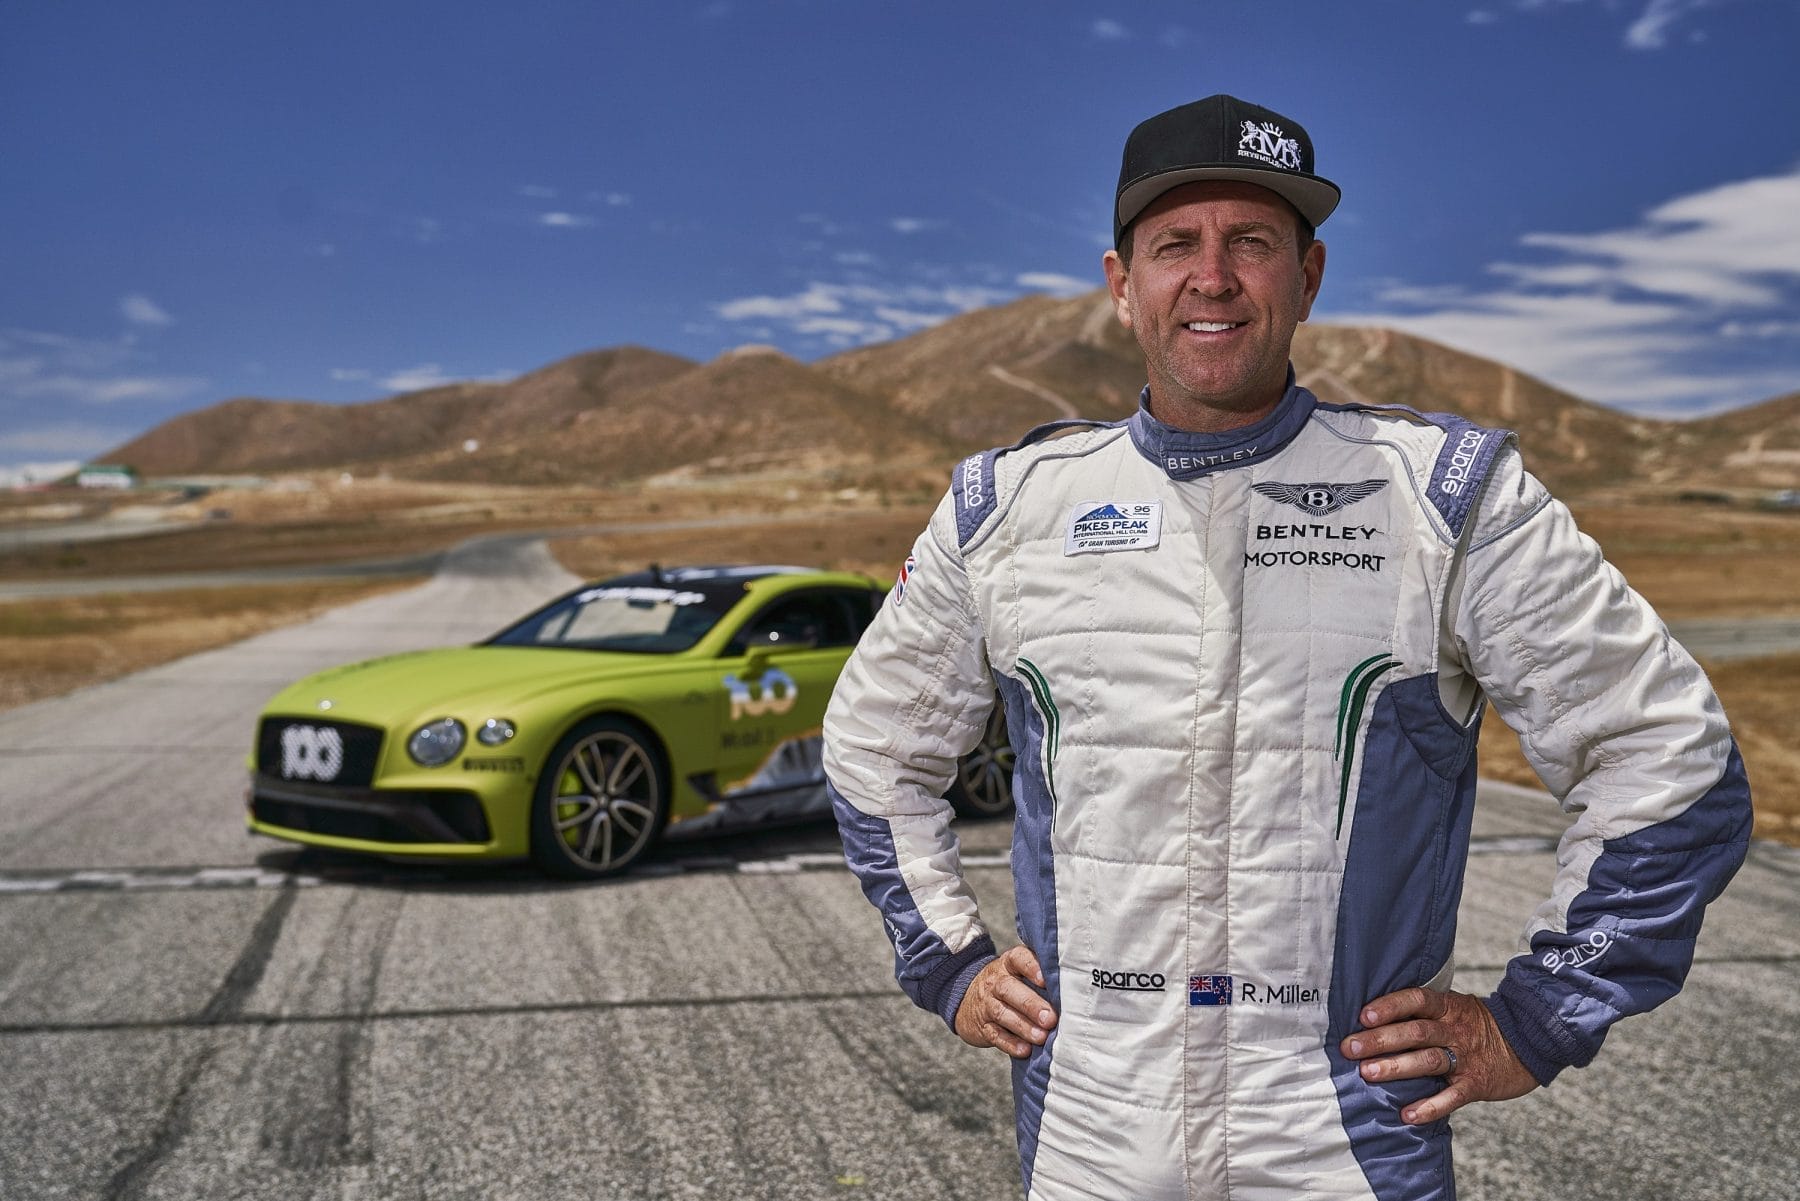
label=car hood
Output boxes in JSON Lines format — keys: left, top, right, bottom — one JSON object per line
{"left": 262, "top": 645, "right": 692, "bottom": 724}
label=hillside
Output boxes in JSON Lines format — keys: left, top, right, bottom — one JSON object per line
{"left": 101, "top": 346, "right": 696, "bottom": 477}
{"left": 96, "top": 293, "right": 1797, "bottom": 497}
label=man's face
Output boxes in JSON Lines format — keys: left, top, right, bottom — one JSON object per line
{"left": 1103, "top": 181, "right": 1325, "bottom": 425}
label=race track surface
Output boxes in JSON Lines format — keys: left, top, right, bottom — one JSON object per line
{"left": 1, "top": 539, "right": 1794, "bottom": 1200}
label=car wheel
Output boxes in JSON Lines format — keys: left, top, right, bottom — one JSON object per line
{"left": 948, "top": 699, "right": 1015, "bottom": 819}
{"left": 531, "top": 717, "right": 669, "bottom": 879}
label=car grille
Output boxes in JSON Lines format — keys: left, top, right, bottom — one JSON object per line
{"left": 256, "top": 717, "right": 384, "bottom": 788}
{"left": 251, "top": 783, "right": 491, "bottom": 845}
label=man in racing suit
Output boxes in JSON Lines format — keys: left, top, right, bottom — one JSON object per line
{"left": 823, "top": 94, "right": 1751, "bottom": 1200}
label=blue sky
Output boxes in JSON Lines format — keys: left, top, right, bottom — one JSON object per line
{"left": 3, "top": 0, "right": 1798, "bottom": 473}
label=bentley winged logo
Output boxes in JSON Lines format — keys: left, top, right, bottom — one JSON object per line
{"left": 1252, "top": 479, "right": 1388, "bottom": 517}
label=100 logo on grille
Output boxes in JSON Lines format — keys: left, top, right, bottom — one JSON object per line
{"left": 280, "top": 725, "right": 344, "bottom": 781}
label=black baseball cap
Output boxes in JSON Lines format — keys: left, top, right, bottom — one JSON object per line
{"left": 1114, "top": 94, "right": 1340, "bottom": 247}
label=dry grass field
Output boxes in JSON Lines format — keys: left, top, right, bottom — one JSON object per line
{"left": 0, "top": 579, "right": 418, "bottom": 711}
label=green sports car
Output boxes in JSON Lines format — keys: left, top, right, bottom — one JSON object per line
{"left": 248, "top": 564, "right": 1015, "bottom": 877}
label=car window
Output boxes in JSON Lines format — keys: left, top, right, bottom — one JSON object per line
{"left": 488, "top": 580, "right": 743, "bottom": 653}
{"left": 726, "top": 589, "right": 865, "bottom": 655}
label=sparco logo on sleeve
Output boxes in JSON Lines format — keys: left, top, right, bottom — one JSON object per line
{"left": 1541, "top": 929, "right": 1614, "bottom": 975}
{"left": 280, "top": 725, "right": 344, "bottom": 781}
{"left": 1065, "top": 500, "right": 1162, "bottom": 555}
{"left": 1439, "top": 429, "right": 1489, "bottom": 496}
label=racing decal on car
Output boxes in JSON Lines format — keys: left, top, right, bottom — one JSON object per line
{"left": 1064, "top": 500, "right": 1162, "bottom": 555}
{"left": 722, "top": 667, "right": 799, "bottom": 721}
{"left": 463, "top": 757, "right": 525, "bottom": 773}
{"left": 574, "top": 585, "right": 706, "bottom": 606}
{"left": 1252, "top": 479, "right": 1387, "bottom": 517}
{"left": 280, "top": 725, "right": 344, "bottom": 781}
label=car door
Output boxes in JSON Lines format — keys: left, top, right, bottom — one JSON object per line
{"left": 712, "top": 587, "right": 876, "bottom": 796}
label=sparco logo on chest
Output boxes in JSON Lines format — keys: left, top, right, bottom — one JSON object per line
{"left": 1091, "top": 968, "right": 1167, "bottom": 992}
{"left": 1439, "top": 429, "right": 1489, "bottom": 496}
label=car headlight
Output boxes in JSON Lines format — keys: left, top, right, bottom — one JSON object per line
{"left": 477, "top": 718, "right": 516, "bottom": 746}
{"left": 407, "top": 718, "right": 466, "bottom": 767}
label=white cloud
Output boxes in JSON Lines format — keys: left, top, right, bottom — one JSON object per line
{"left": 411, "top": 217, "right": 444, "bottom": 244}
{"left": 1158, "top": 25, "right": 1191, "bottom": 47}
{"left": 518, "top": 184, "right": 558, "bottom": 199}
{"left": 1016, "top": 271, "right": 1095, "bottom": 297}
{"left": 889, "top": 217, "right": 942, "bottom": 235}
{"left": 604, "top": 192, "right": 632, "bottom": 207}
{"left": 835, "top": 251, "right": 877, "bottom": 266}
{"left": 1466, "top": 9, "right": 1500, "bottom": 23}
{"left": 1623, "top": 0, "right": 1717, "bottom": 47}
{"left": 716, "top": 283, "right": 847, "bottom": 322}
{"left": 0, "top": 328, "right": 204, "bottom": 407}
{"left": 1505, "top": 0, "right": 1732, "bottom": 49}
{"left": 1091, "top": 18, "right": 1130, "bottom": 40}
{"left": 381, "top": 364, "right": 457, "bottom": 391}
{"left": 120, "top": 294, "right": 173, "bottom": 327}
{"left": 377, "top": 364, "right": 513, "bottom": 392}
{"left": 1326, "top": 166, "right": 1800, "bottom": 413}
{"left": 713, "top": 279, "right": 1022, "bottom": 349}
{"left": 1720, "top": 319, "right": 1800, "bottom": 339}
{"left": 329, "top": 368, "right": 372, "bottom": 382}
{"left": 0, "top": 423, "right": 134, "bottom": 456}
{"left": 538, "top": 211, "right": 594, "bottom": 228}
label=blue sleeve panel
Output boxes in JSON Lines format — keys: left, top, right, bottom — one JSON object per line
{"left": 1487, "top": 741, "right": 1753, "bottom": 1084}
{"left": 951, "top": 418, "right": 1117, "bottom": 549}
{"left": 1314, "top": 400, "right": 1513, "bottom": 540}
{"left": 828, "top": 779, "right": 997, "bottom": 1027}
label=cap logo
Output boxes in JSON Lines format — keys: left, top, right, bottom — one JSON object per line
{"left": 1237, "top": 120, "right": 1302, "bottom": 171}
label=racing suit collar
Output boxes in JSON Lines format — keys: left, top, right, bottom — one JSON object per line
{"left": 1129, "top": 367, "right": 1316, "bottom": 481}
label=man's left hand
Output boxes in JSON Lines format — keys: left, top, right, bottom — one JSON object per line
{"left": 1339, "top": 987, "right": 1539, "bottom": 1125}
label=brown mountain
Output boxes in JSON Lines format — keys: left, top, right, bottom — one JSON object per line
{"left": 400, "top": 345, "right": 957, "bottom": 487}
{"left": 101, "top": 346, "right": 696, "bottom": 477}
{"left": 98, "top": 291, "right": 1796, "bottom": 496}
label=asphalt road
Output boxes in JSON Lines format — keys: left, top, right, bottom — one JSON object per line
{"left": 1, "top": 538, "right": 1795, "bottom": 1200}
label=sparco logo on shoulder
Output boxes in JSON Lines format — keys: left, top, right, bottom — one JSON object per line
{"left": 961, "top": 457, "right": 984, "bottom": 509}
{"left": 280, "top": 725, "right": 344, "bottom": 781}
{"left": 1439, "top": 429, "right": 1489, "bottom": 496}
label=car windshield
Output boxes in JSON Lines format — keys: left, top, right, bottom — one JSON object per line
{"left": 486, "top": 576, "right": 746, "bottom": 654}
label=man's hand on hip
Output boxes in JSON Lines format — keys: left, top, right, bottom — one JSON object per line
{"left": 1339, "top": 987, "right": 1539, "bottom": 1124}
{"left": 955, "top": 945, "right": 1058, "bottom": 1059}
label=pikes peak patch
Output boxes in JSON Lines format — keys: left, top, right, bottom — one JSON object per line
{"left": 1065, "top": 500, "right": 1162, "bottom": 555}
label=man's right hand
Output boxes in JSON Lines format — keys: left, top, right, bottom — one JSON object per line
{"left": 954, "top": 944, "right": 1058, "bottom": 1058}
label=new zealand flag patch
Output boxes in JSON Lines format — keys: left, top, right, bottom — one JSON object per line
{"left": 1189, "top": 975, "right": 1234, "bottom": 1006}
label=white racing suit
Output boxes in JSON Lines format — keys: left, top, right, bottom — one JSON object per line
{"left": 823, "top": 377, "right": 1751, "bottom": 1200}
